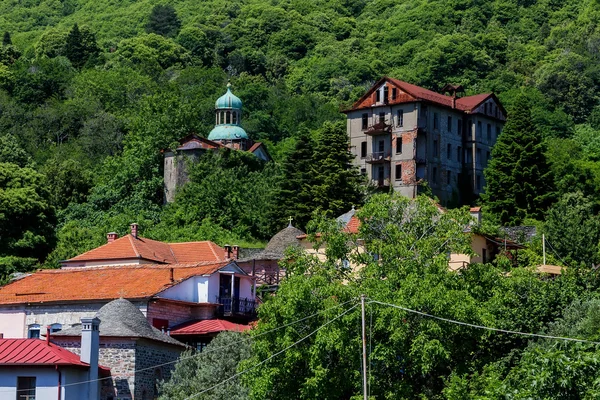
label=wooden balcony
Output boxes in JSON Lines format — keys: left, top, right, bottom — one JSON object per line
{"left": 365, "top": 121, "right": 391, "bottom": 135}
{"left": 365, "top": 151, "right": 391, "bottom": 164}
{"left": 216, "top": 296, "right": 256, "bottom": 318}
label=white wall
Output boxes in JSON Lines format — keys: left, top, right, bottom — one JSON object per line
{"left": 0, "top": 367, "right": 88, "bottom": 400}
{"left": 0, "top": 307, "right": 26, "bottom": 338}
{"left": 239, "top": 277, "right": 253, "bottom": 300}
{"left": 196, "top": 277, "right": 209, "bottom": 303}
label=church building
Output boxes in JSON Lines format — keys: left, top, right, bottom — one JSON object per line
{"left": 163, "top": 83, "right": 270, "bottom": 202}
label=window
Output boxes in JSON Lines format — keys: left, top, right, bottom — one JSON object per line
{"left": 17, "top": 377, "right": 36, "bottom": 400}
{"left": 432, "top": 167, "right": 438, "bottom": 184}
{"left": 375, "top": 89, "right": 380, "bottom": 103}
{"left": 447, "top": 116, "right": 452, "bottom": 132}
{"left": 447, "top": 143, "right": 452, "bottom": 160}
{"left": 379, "top": 112, "right": 385, "bottom": 124}
{"left": 232, "top": 112, "right": 237, "bottom": 124}
{"left": 396, "top": 137, "right": 402, "bottom": 154}
{"left": 360, "top": 141, "right": 367, "bottom": 158}
{"left": 433, "top": 113, "right": 439, "bottom": 130}
{"left": 476, "top": 175, "right": 482, "bottom": 190}
{"left": 447, "top": 170, "right": 451, "bottom": 185}
{"left": 226, "top": 111, "right": 231, "bottom": 124}
{"left": 482, "top": 248, "right": 487, "bottom": 263}
{"left": 467, "top": 120, "right": 473, "bottom": 136}
{"left": 50, "top": 323, "right": 62, "bottom": 333}
{"left": 383, "top": 86, "right": 389, "bottom": 103}
{"left": 466, "top": 149, "right": 472, "bottom": 163}
{"left": 477, "top": 121, "right": 482, "bottom": 136}
{"left": 360, "top": 168, "right": 367, "bottom": 175}
{"left": 28, "top": 324, "right": 40, "bottom": 339}
{"left": 476, "top": 148, "right": 482, "bottom": 164}
{"left": 433, "top": 139, "right": 438, "bottom": 157}
{"left": 220, "top": 111, "right": 224, "bottom": 124}
{"left": 361, "top": 113, "right": 368, "bottom": 130}
{"left": 484, "top": 103, "right": 488, "bottom": 114}
{"left": 395, "top": 164, "right": 402, "bottom": 181}
{"left": 457, "top": 146, "right": 462, "bottom": 162}
{"left": 457, "top": 119, "right": 462, "bottom": 136}
{"left": 422, "top": 105, "right": 428, "bottom": 118}
{"left": 392, "top": 88, "right": 397, "bottom": 100}
{"left": 397, "top": 109, "right": 404, "bottom": 127}
{"left": 378, "top": 140, "right": 384, "bottom": 153}
{"left": 487, "top": 124, "right": 491, "bottom": 142}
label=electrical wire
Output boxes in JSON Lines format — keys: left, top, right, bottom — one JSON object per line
{"left": 1, "top": 298, "right": 357, "bottom": 393}
{"left": 544, "top": 237, "right": 569, "bottom": 267}
{"left": 183, "top": 304, "right": 359, "bottom": 400}
{"left": 369, "top": 298, "right": 600, "bottom": 345}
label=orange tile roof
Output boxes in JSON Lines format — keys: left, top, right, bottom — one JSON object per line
{"left": 0, "top": 262, "right": 228, "bottom": 305}
{"left": 65, "top": 235, "right": 225, "bottom": 264}
{"left": 343, "top": 215, "right": 361, "bottom": 234}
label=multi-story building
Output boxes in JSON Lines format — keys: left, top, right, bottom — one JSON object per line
{"left": 344, "top": 77, "right": 506, "bottom": 206}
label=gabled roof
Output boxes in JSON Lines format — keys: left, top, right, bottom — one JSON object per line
{"left": 64, "top": 235, "right": 225, "bottom": 265}
{"left": 0, "top": 262, "right": 231, "bottom": 305}
{"left": 0, "top": 338, "right": 108, "bottom": 369}
{"left": 175, "top": 134, "right": 224, "bottom": 151}
{"left": 170, "top": 319, "right": 251, "bottom": 336}
{"left": 345, "top": 77, "right": 505, "bottom": 117}
{"left": 53, "top": 298, "right": 185, "bottom": 347}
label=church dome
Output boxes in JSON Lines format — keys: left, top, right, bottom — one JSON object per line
{"left": 215, "top": 84, "right": 242, "bottom": 110}
{"left": 208, "top": 125, "right": 249, "bottom": 140}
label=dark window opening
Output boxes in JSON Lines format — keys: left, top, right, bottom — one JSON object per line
{"left": 433, "top": 139, "right": 438, "bottom": 157}
{"left": 476, "top": 175, "right": 482, "bottom": 190}
{"left": 432, "top": 167, "right": 438, "bottom": 184}
{"left": 383, "top": 86, "right": 389, "bottom": 103}
{"left": 487, "top": 124, "right": 491, "bottom": 142}
{"left": 477, "top": 121, "right": 482, "bottom": 135}
{"left": 433, "top": 113, "right": 439, "bottom": 129}
{"left": 395, "top": 164, "right": 402, "bottom": 181}
{"left": 360, "top": 168, "right": 367, "bottom": 175}
{"left": 477, "top": 148, "right": 481, "bottom": 164}
{"left": 447, "top": 144, "right": 451, "bottom": 160}
{"left": 362, "top": 113, "right": 368, "bottom": 130}
{"left": 458, "top": 119, "right": 462, "bottom": 136}
{"left": 396, "top": 137, "right": 402, "bottom": 154}
{"left": 447, "top": 170, "right": 451, "bottom": 185}
{"left": 376, "top": 89, "right": 381, "bottom": 103}
{"left": 378, "top": 140, "right": 384, "bottom": 153}
{"left": 447, "top": 116, "right": 452, "bottom": 132}
{"left": 392, "top": 88, "right": 397, "bottom": 100}
{"left": 457, "top": 146, "right": 462, "bottom": 163}
{"left": 397, "top": 109, "right": 403, "bottom": 127}
{"left": 379, "top": 112, "right": 385, "bottom": 124}
{"left": 17, "top": 377, "right": 36, "bottom": 400}
{"left": 361, "top": 141, "right": 367, "bottom": 158}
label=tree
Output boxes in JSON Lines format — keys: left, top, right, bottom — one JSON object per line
{"left": 482, "top": 94, "right": 554, "bottom": 225}
{"left": 310, "top": 121, "right": 363, "bottom": 218}
{"left": 146, "top": 4, "right": 181, "bottom": 38}
{"left": 159, "top": 331, "right": 252, "bottom": 400}
{"left": 2, "top": 32, "right": 11, "bottom": 46}
{"left": 65, "top": 24, "right": 99, "bottom": 69}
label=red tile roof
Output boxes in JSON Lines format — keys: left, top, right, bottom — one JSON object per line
{"left": 170, "top": 319, "right": 251, "bottom": 336}
{"left": 346, "top": 77, "right": 503, "bottom": 115}
{"left": 0, "top": 262, "right": 229, "bottom": 305}
{"left": 0, "top": 338, "right": 108, "bottom": 369}
{"left": 65, "top": 235, "right": 225, "bottom": 264}
{"left": 343, "top": 216, "right": 361, "bottom": 234}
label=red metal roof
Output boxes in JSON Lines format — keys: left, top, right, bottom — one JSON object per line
{"left": 0, "top": 262, "right": 229, "bottom": 305}
{"left": 65, "top": 235, "right": 226, "bottom": 264}
{"left": 0, "top": 338, "right": 109, "bottom": 370}
{"left": 170, "top": 319, "right": 251, "bottom": 336}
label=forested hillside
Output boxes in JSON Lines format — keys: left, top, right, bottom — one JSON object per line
{"left": 1, "top": 0, "right": 600, "bottom": 277}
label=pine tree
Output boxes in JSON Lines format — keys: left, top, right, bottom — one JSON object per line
{"left": 482, "top": 94, "right": 554, "bottom": 225}
{"left": 311, "top": 121, "right": 362, "bottom": 217}
{"left": 146, "top": 4, "right": 181, "bottom": 38}
{"left": 2, "top": 32, "right": 11, "bottom": 46}
{"left": 272, "top": 128, "right": 315, "bottom": 230}
{"left": 65, "top": 24, "right": 99, "bottom": 69}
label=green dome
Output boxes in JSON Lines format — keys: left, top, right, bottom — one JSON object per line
{"left": 215, "top": 85, "right": 242, "bottom": 109}
{"left": 208, "top": 125, "right": 249, "bottom": 140}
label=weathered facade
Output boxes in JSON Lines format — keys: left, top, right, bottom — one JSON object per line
{"left": 345, "top": 78, "right": 506, "bottom": 206}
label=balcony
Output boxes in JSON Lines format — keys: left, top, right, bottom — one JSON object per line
{"left": 365, "top": 121, "right": 391, "bottom": 135}
{"left": 216, "top": 296, "right": 256, "bottom": 318}
{"left": 371, "top": 178, "right": 391, "bottom": 188}
{"left": 365, "top": 151, "right": 391, "bottom": 163}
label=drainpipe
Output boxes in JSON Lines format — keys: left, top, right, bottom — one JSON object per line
{"left": 56, "top": 365, "right": 62, "bottom": 400}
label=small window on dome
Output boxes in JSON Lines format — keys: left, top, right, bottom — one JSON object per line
{"left": 232, "top": 112, "right": 237, "bottom": 124}
{"left": 226, "top": 111, "right": 231, "bottom": 124}
{"left": 220, "top": 111, "right": 224, "bottom": 124}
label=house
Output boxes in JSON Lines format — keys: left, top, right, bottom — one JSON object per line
{"left": 0, "top": 320, "right": 109, "bottom": 400}
{"left": 237, "top": 222, "right": 305, "bottom": 289}
{"left": 0, "top": 261, "right": 256, "bottom": 342}
{"left": 52, "top": 299, "right": 186, "bottom": 400}
{"left": 61, "top": 223, "right": 228, "bottom": 269}
{"left": 344, "top": 77, "right": 506, "bottom": 206}
{"left": 163, "top": 83, "right": 271, "bottom": 203}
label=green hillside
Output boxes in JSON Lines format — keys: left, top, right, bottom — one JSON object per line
{"left": 1, "top": 0, "right": 600, "bottom": 274}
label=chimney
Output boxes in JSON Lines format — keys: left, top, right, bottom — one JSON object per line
{"left": 469, "top": 207, "right": 482, "bottom": 224}
{"left": 223, "top": 245, "right": 232, "bottom": 260}
{"left": 106, "top": 232, "right": 118, "bottom": 243}
{"left": 81, "top": 317, "right": 100, "bottom": 400}
{"left": 46, "top": 326, "right": 50, "bottom": 344}
{"left": 169, "top": 268, "right": 174, "bottom": 283}
{"left": 232, "top": 245, "right": 239, "bottom": 260}
{"left": 130, "top": 223, "right": 138, "bottom": 239}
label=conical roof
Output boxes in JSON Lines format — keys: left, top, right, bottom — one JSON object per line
{"left": 215, "top": 84, "right": 242, "bottom": 110}
{"left": 256, "top": 224, "right": 305, "bottom": 260}
{"left": 53, "top": 298, "right": 184, "bottom": 347}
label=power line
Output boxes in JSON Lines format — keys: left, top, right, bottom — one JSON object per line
{"left": 0, "top": 298, "right": 357, "bottom": 393}
{"left": 369, "top": 299, "right": 600, "bottom": 345}
{"left": 183, "top": 304, "right": 360, "bottom": 400}
{"left": 544, "top": 236, "right": 569, "bottom": 267}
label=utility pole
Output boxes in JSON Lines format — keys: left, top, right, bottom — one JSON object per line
{"left": 543, "top": 233, "right": 546, "bottom": 265}
{"left": 361, "top": 294, "right": 368, "bottom": 400}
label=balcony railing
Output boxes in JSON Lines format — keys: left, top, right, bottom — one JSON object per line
{"left": 365, "top": 151, "right": 391, "bottom": 163}
{"left": 216, "top": 296, "right": 256, "bottom": 317}
{"left": 371, "top": 178, "right": 391, "bottom": 188}
{"left": 365, "top": 121, "right": 391, "bottom": 135}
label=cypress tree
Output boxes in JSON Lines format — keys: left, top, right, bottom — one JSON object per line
{"left": 2, "top": 32, "right": 11, "bottom": 46}
{"left": 65, "top": 23, "right": 84, "bottom": 68}
{"left": 482, "top": 94, "right": 554, "bottom": 225}
{"left": 311, "top": 121, "right": 362, "bottom": 217}
{"left": 146, "top": 4, "right": 181, "bottom": 38}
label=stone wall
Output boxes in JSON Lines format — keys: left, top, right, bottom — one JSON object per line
{"left": 134, "top": 339, "right": 184, "bottom": 400}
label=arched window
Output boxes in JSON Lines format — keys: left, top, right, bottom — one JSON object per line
{"left": 220, "top": 111, "right": 224, "bottom": 125}
{"left": 226, "top": 111, "right": 231, "bottom": 124}
{"left": 28, "top": 324, "right": 41, "bottom": 339}
{"left": 232, "top": 112, "right": 237, "bottom": 124}
{"left": 50, "top": 323, "right": 62, "bottom": 333}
